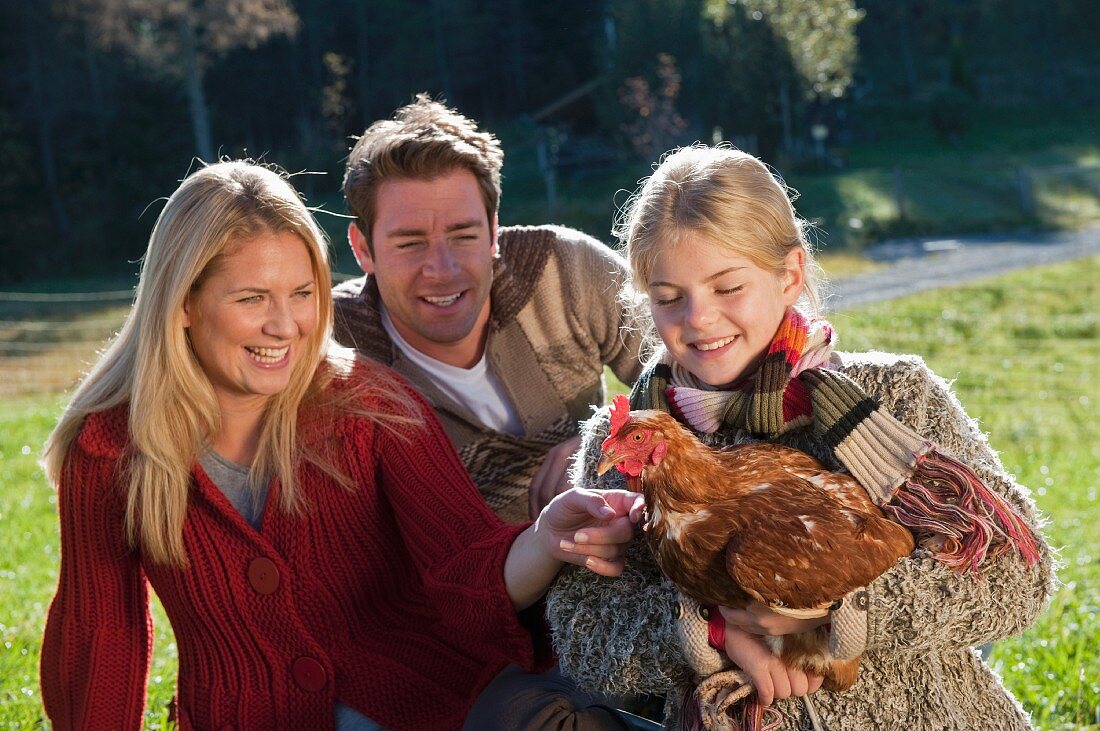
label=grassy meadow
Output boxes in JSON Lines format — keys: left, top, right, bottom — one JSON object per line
{"left": 1, "top": 256, "right": 1097, "bottom": 728}
{"left": 833, "top": 257, "right": 1100, "bottom": 730}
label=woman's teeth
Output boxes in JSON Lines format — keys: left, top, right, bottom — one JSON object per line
{"left": 424, "top": 293, "right": 461, "bottom": 306}
{"left": 694, "top": 336, "right": 735, "bottom": 352}
{"left": 246, "top": 346, "right": 289, "bottom": 364}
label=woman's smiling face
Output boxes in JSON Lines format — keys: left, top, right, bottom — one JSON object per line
{"left": 646, "top": 232, "right": 804, "bottom": 387}
{"left": 183, "top": 229, "right": 318, "bottom": 414}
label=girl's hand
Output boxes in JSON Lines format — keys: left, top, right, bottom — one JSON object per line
{"left": 723, "top": 626, "right": 824, "bottom": 706}
{"left": 720, "top": 601, "right": 830, "bottom": 637}
{"left": 535, "top": 488, "right": 644, "bottom": 577}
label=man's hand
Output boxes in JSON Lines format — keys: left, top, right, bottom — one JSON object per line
{"left": 529, "top": 435, "right": 583, "bottom": 519}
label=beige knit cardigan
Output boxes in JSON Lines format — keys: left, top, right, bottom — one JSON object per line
{"left": 333, "top": 225, "right": 644, "bottom": 523}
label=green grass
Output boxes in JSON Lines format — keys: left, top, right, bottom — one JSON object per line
{"left": 503, "top": 166, "right": 640, "bottom": 245}
{"left": 817, "top": 251, "right": 886, "bottom": 280}
{"left": 784, "top": 104, "right": 1100, "bottom": 249}
{"left": 3, "top": 257, "right": 1097, "bottom": 728}
{"left": 0, "top": 304, "right": 133, "bottom": 398}
{"left": 832, "top": 257, "right": 1100, "bottom": 730}
{"left": 0, "top": 396, "right": 178, "bottom": 729}
{"left": 0, "top": 397, "right": 60, "bottom": 728}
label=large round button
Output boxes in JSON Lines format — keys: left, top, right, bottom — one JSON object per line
{"left": 292, "top": 656, "right": 327, "bottom": 692}
{"left": 247, "top": 557, "right": 280, "bottom": 595}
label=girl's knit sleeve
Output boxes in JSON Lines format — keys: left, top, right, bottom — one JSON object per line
{"left": 40, "top": 444, "right": 153, "bottom": 731}
{"left": 546, "top": 407, "right": 695, "bottom": 697}
{"left": 369, "top": 387, "right": 551, "bottom": 672}
{"left": 828, "top": 355, "right": 1055, "bottom": 659}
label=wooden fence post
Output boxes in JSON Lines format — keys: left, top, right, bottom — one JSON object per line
{"left": 1016, "top": 166, "right": 1036, "bottom": 217}
{"left": 892, "top": 166, "right": 907, "bottom": 220}
{"left": 536, "top": 136, "right": 557, "bottom": 220}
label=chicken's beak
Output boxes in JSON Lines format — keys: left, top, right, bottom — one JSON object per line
{"left": 596, "top": 451, "right": 619, "bottom": 476}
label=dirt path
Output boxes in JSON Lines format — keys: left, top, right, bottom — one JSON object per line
{"left": 828, "top": 224, "right": 1100, "bottom": 311}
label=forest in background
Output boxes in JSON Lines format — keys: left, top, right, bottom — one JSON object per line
{"left": 2, "top": 0, "right": 1099, "bottom": 283}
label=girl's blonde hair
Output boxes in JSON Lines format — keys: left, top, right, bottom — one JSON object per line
{"left": 615, "top": 145, "right": 824, "bottom": 313}
{"left": 43, "top": 160, "right": 415, "bottom": 567}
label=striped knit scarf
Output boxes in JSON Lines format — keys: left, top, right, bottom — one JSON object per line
{"left": 629, "top": 308, "right": 1040, "bottom": 575}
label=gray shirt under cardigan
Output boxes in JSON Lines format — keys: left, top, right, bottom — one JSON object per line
{"left": 197, "top": 450, "right": 268, "bottom": 530}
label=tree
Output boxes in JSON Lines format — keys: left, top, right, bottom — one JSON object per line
{"left": 705, "top": 0, "right": 863, "bottom": 154}
{"left": 77, "top": 0, "right": 299, "bottom": 161}
{"left": 602, "top": 0, "right": 861, "bottom": 160}
{"left": 857, "top": 0, "right": 921, "bottom": 99}
{"left": 619, "top": 53, "right": 689, "bottom": 159}
{"left": 22, "top": 4, "right": 72, "bottom": 240}
{"left": 602, "top": 0, "right": 707, "bottom": 151}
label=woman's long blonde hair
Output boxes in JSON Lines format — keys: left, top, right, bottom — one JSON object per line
{"left": 615, "top": 145, "right": 825, "bottom": 314}
{"left": 43, "top": 161, "right": 413, "bottom": 567}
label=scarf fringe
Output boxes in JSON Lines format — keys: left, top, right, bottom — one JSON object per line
{"left": 680, "top": 684, "right": 707, "bottom": 731}
{"left": 685, "top": 670, "right": 785, "bottom": 731}
{"left": 888, "top": 451, "right": 1041, "bottom": 575}
{"left": 680, "top": 695, "right": 775, "bottom": 731}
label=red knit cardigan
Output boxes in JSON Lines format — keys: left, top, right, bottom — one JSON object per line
{"left": 40, "top": 366, "right": 552, "bottom": 730}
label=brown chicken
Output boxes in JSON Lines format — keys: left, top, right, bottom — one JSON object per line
{"left": 596, "top": 396, "right": 914, "bottom": 692}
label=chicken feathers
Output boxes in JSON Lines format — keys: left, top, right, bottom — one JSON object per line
{"left": 598, "top": 397, "right": 914, "bottom": 692}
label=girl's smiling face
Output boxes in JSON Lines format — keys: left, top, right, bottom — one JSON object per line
{"left": 646, "top": 232, "right": 805, "bottom": 387}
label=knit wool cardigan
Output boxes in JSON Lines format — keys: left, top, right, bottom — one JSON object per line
{"left": 547, "top": 351, "right": 1054, "bottom": 731}
{"left": 41, "top": 364, "right": 551, "bottom": 731}
{"left": 333, "top": 225, "right": 644, "bottom": 523}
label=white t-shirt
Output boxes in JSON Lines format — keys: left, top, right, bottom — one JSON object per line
{"left": 381, "top": 307, "right": 524, "bottom": 436}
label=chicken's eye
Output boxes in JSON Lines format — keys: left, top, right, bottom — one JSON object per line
{"left": 631, "top": 432, "right": 643, "bottom": 442}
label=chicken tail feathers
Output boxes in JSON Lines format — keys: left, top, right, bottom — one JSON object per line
{"left": 887, "top": 450, "right": 1041, "bottom": 575}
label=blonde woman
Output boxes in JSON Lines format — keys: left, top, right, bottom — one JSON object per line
{"left": 40, "top": 161, "right": 642, "bottom": 731}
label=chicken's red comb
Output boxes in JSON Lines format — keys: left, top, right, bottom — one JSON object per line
{"left": 609, "top": 394, "right": 630, "bottom": 437}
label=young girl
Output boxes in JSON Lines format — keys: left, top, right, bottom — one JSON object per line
{"left": 547, "top": 146, "right": 1053, "bottom": 730}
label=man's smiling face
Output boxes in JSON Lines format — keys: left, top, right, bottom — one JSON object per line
{"left": 353, "top": 168, "right": 497, "bottom": 368}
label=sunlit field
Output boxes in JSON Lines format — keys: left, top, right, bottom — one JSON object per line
{"left": 834, "top": 257, "right": 1099, "bottom": 730}
{"left": 2, "top": 257, "right": 1096, "bottom": 728}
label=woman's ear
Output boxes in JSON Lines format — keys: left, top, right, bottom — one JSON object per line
{"left": 182, "top": 295, "right": 192, "bottom": 329}
{"left": 781, "top": 247, "right": 806, "bottom": 305}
